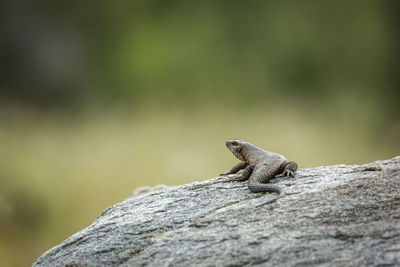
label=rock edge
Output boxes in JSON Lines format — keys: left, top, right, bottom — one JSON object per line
{"left": 34, "top": 157, "right": 400, "bottom": 266}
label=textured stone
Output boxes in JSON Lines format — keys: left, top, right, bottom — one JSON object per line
{"left": 33, "top": 156, "right": 400, "bottom": 266}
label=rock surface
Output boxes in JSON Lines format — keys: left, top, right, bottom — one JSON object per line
{"left": 34, "top": 157, "right": 400, "bottom": 266}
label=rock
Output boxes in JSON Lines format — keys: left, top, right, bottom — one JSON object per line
{"left": 130, "top": 184, "right": 169, "bottom": 198}
{"left": 33, "top": 157, "right": 400, "bottom": 266}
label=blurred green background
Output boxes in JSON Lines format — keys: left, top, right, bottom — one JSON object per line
{"left": 1, "top": 1, "right": 399, "bottom": 266}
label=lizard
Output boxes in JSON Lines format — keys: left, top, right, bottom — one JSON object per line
{"left": 220, "top": 140, "right": 298, "bottom": 207}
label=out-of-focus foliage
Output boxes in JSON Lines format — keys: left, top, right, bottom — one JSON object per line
{"left": 0, "top": 1, "right": 399, "bottom": 266}
{"left": 2, "top": 1, "right": 399, "bottom": 116}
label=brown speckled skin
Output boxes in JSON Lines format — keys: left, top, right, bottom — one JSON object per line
{"left": 221, "top": 140, "right": 298, "bottom": 206}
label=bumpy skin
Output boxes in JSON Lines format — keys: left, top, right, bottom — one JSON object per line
{"left": 220, "top": 140, "right": 298, "bottom": 206}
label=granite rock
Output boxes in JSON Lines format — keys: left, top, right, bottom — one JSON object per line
{"left": 33, "top": 156, "right": 400, "bottom": 266}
